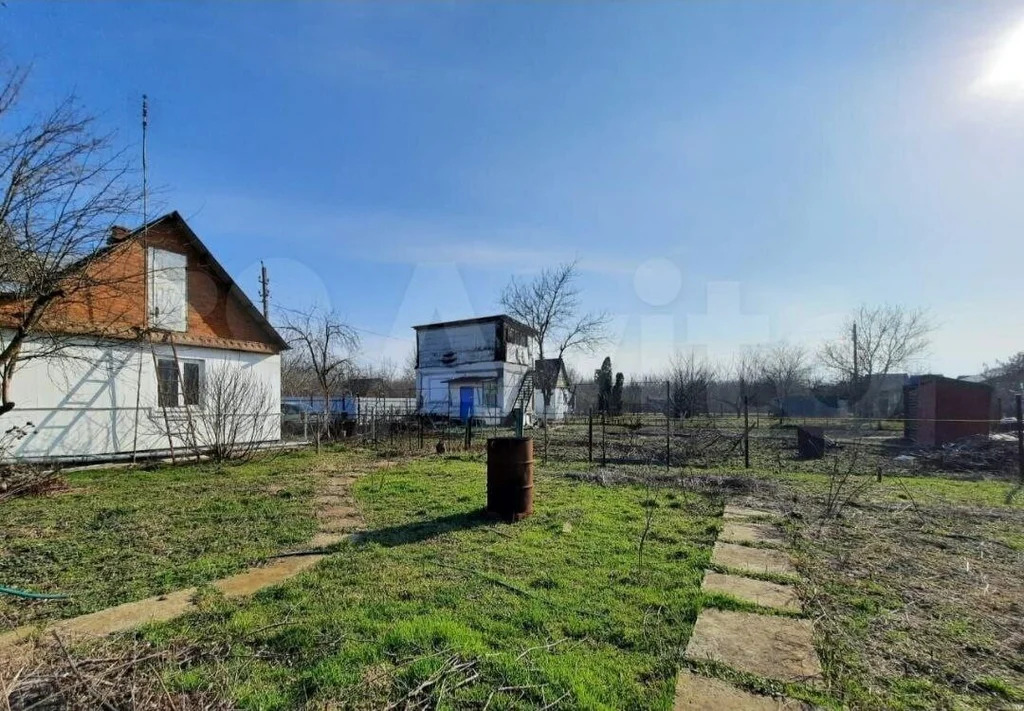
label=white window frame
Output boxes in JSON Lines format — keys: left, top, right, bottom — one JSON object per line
{"left": 155, "top": 357, "right": 205, "bottom": 409}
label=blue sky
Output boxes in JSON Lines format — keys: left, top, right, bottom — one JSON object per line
{"left": 3, "top": 1, "right": 1024, "bottom": 377}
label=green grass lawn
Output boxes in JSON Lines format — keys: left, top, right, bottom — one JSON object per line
{"left": 0, "top": 452, "right": 321, "bottom": 630}
{"left": 132, "top": 456, "right": 720, "bottom": 710}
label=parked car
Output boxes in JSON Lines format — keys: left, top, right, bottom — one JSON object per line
{"left": 281, "top": 402, "right": 315, "bottom": 436}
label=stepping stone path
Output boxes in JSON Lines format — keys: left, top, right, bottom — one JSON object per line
{"left": 675, "top": 670, "right": 806, "bottom": 710}
{"left": 720, "top": 521, "right": 783, "bottom": 545}
{"left": 701, "top": 572, "right": 802, "bottom": 613}
{"left": 675, "top": 504, "right": 822, "bottom": 709}
{"left": 712, "top": 542, "right": 796, "bottom": 577}
{"left": 0, "top": 460, "right": 376, "bottom": 658}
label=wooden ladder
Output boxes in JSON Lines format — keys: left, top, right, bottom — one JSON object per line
{"left": 149, "top": 334, "right": 200, "bottom": 463}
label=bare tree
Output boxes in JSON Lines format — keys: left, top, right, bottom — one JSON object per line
{"left": 277, "top": 305, "right": 359, "bottom": 437}
{"left": 188, "top": 364, "right": 276, "bottom": 461}
{"left": 819, "top": 305, "right": 932, "bottom": 413}
{"left": 758, "top": 342, "right": 811, "bottom": 403}
{"left": 983, "top": 351, "right": 1024, "bottom": 416}
{"left": 712, "top": 350, "right": 761, "bottom": 417}
{"left": 820, "top": 305, "right": 932, "bottom": 382}
{"left": 667, "top": 350, "right": 716, "bottom": 418}
{"left": 500, "top": 261, "right": 608, "bottom": 431}
{"left": 0, "top": 67, "right": 140, "bottom": 414}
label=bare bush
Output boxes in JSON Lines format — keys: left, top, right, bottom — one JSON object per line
{"left": 0, "top": 422, "right": 65, "bottom": 502}
{"left": 819, "top": 444, "right": 875, "bottom": 523}
{"left": 190, "top": 365, "right": 277, "bottom": 461}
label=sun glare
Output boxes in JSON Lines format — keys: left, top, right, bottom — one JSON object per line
{"left": 977, "top": 18, "right": 1024, "bottom": 96}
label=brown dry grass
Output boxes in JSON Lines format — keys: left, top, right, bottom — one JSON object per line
{"left": 784, "top": 483, "right": 1024, "bottom": 710}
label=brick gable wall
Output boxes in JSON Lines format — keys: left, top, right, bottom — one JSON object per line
{"left": 0, "top": 216, "right": 283, "bottom": 354}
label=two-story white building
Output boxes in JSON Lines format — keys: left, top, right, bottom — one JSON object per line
{"left": 413, "top": 315, "right": 574, "bottom": 424}
{"left": 414, "top": 315, "right": 536, "bottom": 424}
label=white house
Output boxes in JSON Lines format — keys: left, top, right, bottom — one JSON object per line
{"left": 534, "top": 358, "right": 572, "bottom": 422}
{"left": 0, "top": 212, "right": 288, "bottom": 461}
{"left": 413, "top": 315, "right": 573, "bottom": 425}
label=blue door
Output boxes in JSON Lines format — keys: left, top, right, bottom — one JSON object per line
{"left": 459, "top": 386, "right": 474, "bottom": 422}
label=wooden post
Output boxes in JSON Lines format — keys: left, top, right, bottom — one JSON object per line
{"left": 743, "top": 394, "right": 750, "bottom": 469}
{"left": 601, "top": 411, "right": 607, "bottom": 466}
{"left": 588, "top": 410, "right": 593, "bottom": 463}
{"left": 1016, "top": 394, "right": 1023, "bottom": 485}
{"left": 418, "top": 416, "right": 424, "bottom": 449}
{"left": 665, "top": 380, "right": 671, "bottom": 470}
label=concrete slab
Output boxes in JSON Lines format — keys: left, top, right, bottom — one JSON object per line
{"left": 720, "top": 522, "right": 783, "bottom": 546}
{"left": 702, "top": 572, "right": 802, "bottom": 613}
{"left": 213, "top": 555, "right": 323, "bottom": 598}
{"left": 319, "top": 516, "right": 363, "bottom": 533}
{"left": 317, "top": 504, "right": 358, "bottom": 520}
{"left": 685, "top": 609, "right": 822, "bottom": 684}
{"left": 712, "top": 542, "right": 797, "bottom": 577}
{"left": 315, "top": 494, "right": 350, "bottom": 506}
{"left": 723, "top": 505, "right": 774, "bottom": 520}
{"left": 674, "top": 671, "right": 808, "bottom": 710}
{"left": 307, "top": 532, "right": 349, "bottom": 548}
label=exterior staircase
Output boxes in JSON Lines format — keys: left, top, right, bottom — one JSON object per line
{"left": 504, "top": 369, "right": 534, "bottom": 425}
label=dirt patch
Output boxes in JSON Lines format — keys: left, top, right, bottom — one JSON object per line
{"left": 686, "top": 609, "right": 822, "bottom": 684}
{"left": 674, "top": 670, "right": 807, "bottom": 710}
{"left": 564, "top": 467, "right": 776, "bottom": 497}
{"left": 790, "top": 486, "right": 1024, "bottom": 709}
{"left": 712, "top": 542, "right": 796, "bottom": 577}
{"left": 702, "top": 572, "right": 802, "bottom": 613}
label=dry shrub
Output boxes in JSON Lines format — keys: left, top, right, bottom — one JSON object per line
{"left": 1, "top": 636, "right": 229, "bottom": 711}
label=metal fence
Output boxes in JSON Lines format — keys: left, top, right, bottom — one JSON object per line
{"left": 283, "top": 404, "right": 1022, "bottom": 481}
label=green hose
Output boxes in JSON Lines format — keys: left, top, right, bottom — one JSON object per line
{"left": 0, "top": 585, "right": 69, "bottom": 600}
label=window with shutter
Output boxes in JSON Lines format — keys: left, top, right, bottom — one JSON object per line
{"left": 148, "top": 248, "right": 187, "bottom": 332}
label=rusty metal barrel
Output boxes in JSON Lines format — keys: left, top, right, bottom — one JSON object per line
{"left": 486, "top": 437, "right": 534, "bottom": 522}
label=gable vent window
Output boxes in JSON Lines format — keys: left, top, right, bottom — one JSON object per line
{"left": 148, "top": 248, "right": 187, "bottom": 332}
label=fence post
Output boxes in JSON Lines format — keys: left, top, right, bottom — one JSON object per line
{"left": 1016, "top": 394, "right": 1023, "bottom": 485}
{"left": 588, "top": 410, "right": 593, "bottom": 463}
{"left": 665, "top": 380, "right": 671, "bottom": 470}
{"left": 465, "top": 417, "right": 472, "bottom": 450}
{"left": 743, "top": 395, "right": 750, "bottom": 469}
{"left": 601, "top": 411, "right": 607, "bottom": 466}
{"left": 419, "top": 416, "right": 424, "bottom": 450}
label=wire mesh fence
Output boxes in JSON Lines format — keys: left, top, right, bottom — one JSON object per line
{"left": 285, "top": 401, "right": 1021, "bottom": 480}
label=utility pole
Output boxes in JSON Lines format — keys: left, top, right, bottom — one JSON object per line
{"left": 130, "top": 95, "right": 150, "bottom": 466}
{"left": 259, "top": 261, "right": 270, "bottom": 319}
